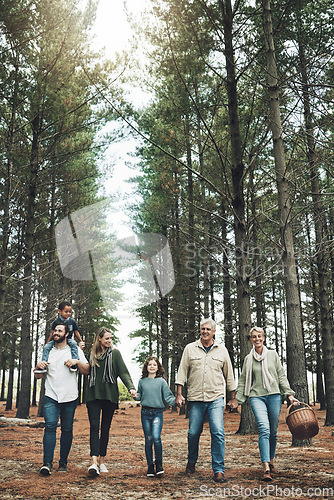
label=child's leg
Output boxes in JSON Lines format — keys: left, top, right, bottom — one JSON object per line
{"left": 67, "top": 338, "right": 79, "bottom": 359}
{"left": 34, "top": 341, "right": 54, "bottom": 373}
{"left": 66, "top": 338, "right": 79, "bottom": 371}
{"left": 151, "top": 410, "right": 163, "bottom": 468}
{"left": 141, "top": 409, "right": 154, "bottom": 466}
{"left": 42, "top": 341, "right": 54, "bottom": 362}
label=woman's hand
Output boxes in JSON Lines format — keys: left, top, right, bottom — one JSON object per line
{"left": 288, "top": 395, "right": 300, "bottom": 405}
{"left": 129, "top": 389, "right": 137, "bottom": 399}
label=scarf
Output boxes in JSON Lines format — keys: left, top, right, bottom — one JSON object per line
{"left": 244, "top": 345, "right": 274, "bottom": 396}
{"left": 89, "top": 346, "right": 116, "bottom": 388}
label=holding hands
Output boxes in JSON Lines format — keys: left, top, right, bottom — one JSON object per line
{"left": 176, "top": 394, "right": 185, "bottom": 408}
{"left": 129, "top": 389, "right": 137, "bottom": 399}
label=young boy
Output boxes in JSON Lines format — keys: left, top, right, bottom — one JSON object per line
{"left": 34, "top": 301, "right": 85, "bottom": 374}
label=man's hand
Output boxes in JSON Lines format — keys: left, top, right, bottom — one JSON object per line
{"left": 79, "top": 341, "right": 85, "bottom": 350}
{"left": 34, "top": 361, "right": 49, "bottom": 379}
{"left": 129, "top": 389, "right": 137, "bottom": 399}
{"left": 35, "top": 361, "right": 49, "bottom": 371}
{"left": 176, "top": 394, "right": 185, "bottom": 408}
{"left": 64, "top": 359, "right": 78, "bottom": 368}
{"left": 227, "top": 398, "right": 238, "bottom": 410}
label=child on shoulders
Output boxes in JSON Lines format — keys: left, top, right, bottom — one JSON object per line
{"left": 34, "top": 301, "right": 84, "bottom": 374}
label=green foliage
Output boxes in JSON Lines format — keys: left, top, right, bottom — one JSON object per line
{"left": 118, "top": 382, "right": 133, "bottom": 401}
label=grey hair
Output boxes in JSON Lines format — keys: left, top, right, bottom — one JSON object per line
{"left": 200, "top": 318, "right": 216, "bottom": 331}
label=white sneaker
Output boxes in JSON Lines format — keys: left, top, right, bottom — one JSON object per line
{"left": 99, "top": 463, "right": 108, "bottom": 473}
{"left": 88, "top": 464, "right": 100, "bottom": 476}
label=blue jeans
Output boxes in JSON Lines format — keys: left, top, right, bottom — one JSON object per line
{"left": 43, "top": 396, "right": 77, "bottom": 467}
{"left": 188, "top": 397, "right": 225, "bottom": 473}
{"left": 42, "top": 338, "right": 79, "bottom": 362}
{"left": 141, "top": 407, "right": 163, "bottom": 466}
{"left": 250, "top": 394, "right": 282, "bottom": 463}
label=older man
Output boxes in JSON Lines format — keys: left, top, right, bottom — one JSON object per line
{"left": 34, "top": 323, "right": 90, "bottom": 475}
{"left": 175, "top": 318, "right": 238, "bottom": 483}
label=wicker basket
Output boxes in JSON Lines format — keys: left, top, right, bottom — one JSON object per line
{"left": 286, "top": 402, "right": 319, "bottom": 440}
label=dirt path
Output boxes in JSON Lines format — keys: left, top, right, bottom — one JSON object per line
{"left": 0, "top": 401, "right": 333, "bottom": 499}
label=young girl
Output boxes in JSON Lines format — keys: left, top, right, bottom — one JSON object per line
{"left": 136, "top": 356, "right": 175, "bottom": 477}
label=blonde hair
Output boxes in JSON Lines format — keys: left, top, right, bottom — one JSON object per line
{"left": 90, "top": 327, "right": 113, "bottom": 367}
{"left": 249, "top": 326, "right": 265, "bottom": 336}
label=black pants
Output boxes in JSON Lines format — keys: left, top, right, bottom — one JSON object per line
{"left": 87, "top": 399, "right": 117, "bottom": 457}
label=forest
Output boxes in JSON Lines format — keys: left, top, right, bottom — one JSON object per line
{"left": 0, "top": 0, "right": 333, "bottom": 438}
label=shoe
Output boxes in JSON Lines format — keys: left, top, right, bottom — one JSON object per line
{"left": 58, "top": 463, "right": 68, "bottom": 472}
{"left": 99, "top": 463, "right": 108, "bottom": 473}
{"left": 213, "top": 472, "right": 226, "bottom": 483}
{"left": 88, "top": 464, "right": 100, "bottom": 476}
{"left": 34, "top": 368, "right": 47, "bottom": 374}
{"left": 40, "top": 463, "right": 52, "bottom": 476}
{"left": 269, "top": 463, "right": 278, "bottom": 474}
{"left": 262, "top": 470, "right": 272, "bottom": 481}
{"left": 69, "top": 365, "right": 78, "bottom": 372}
{"left": 185, "top": 462, "right": 195, "bottom": 474}
{"left": 147, "top": 464, "right": 155, "bottom": 477}
{"left": 155, "top": 462, "right": 164, "bottom": 476}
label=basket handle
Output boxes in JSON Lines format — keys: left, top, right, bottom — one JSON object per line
{"left": 287, "top": 401, "right": 315, "bottom": 415}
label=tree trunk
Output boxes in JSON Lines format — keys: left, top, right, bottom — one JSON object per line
{"left": 0, "top": 368, "right": 5, "bottom": 400}
{"left": 185, "top": 114, "right": 196, "bottom": 341}
{"left": 298, "top": 38, "right": 334, "bottom": 425}
{"left": 221, "top": 0, "right": 256, "bottom": 433}
{"left": 16, "top": 115, "right": 40, "bottom": 418}
{"left": 5, "top": 330, "right": 16, "bottom": 411}
{"left": 262, "top": 0, "right": 309, "bottom": 444}
{"left": 0, "top": 50, "right": 18, "bottom": 373}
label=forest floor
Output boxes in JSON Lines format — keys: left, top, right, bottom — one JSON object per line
{"left": 0, "top": 401, "right": 333, "bottom": 500}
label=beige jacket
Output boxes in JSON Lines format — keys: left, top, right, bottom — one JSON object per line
{"left": 175, "top": 339, "right": 236, "bottom": 402}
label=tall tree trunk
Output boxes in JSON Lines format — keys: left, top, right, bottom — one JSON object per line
{"left": 305, "top": 214, "right": 326, "bottom": 409}
{"left": 0, "top": 368, "right": 5, "bottom": 400}
{"left": 16, "top": 114, "right": 40, "bottom": 418}
{"left": 32, "top": 286, "right": 41, "bottom": 406}
{"left": 298, "top": 38, "right": 334, "bottom": 425}
{"left": 5, "top": 330, "right": 16, "bottom": 411}
{"left": 271, "top": 261, "right": 280, "bottom": 355}
{"left": 197, "top": 111, "right": 210, "bottom": 317}
{"left": 262, "top": 0, "right": 309, "bottom": 444}
{"left": 0, "top": 51, "right": 18, "bottom": 373}
{"left": 221, "top": 0, "right": 256, "bottom": 433}
{"left": 185, "top": 114, "right": 196, "bottom": 341}
{"left": 221, "top": 201, "right": 233, "bottom": 366}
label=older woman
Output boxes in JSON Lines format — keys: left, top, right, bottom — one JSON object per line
{"left": 236, "top": 327, "right": 298, "bottom": 481}
{"left": 86, "top": 327, "right": 136, "bottom": 476}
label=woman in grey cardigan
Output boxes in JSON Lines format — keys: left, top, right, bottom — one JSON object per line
{"left": 236, "top": 327, "right": 299, "bottom": 481}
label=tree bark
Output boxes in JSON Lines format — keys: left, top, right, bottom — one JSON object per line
{"left": 221, "top": 0, "right": 256, "bottom": 433}
{"left": 298, "top": 37, "right": 334, "bottom": 425}
{"left": 185, "top": 114, "right": 196, "bottom": 342}
{"left": 262, "top": 0, "right": 309, "bottom": 444}
{"left": 16, "top": 114, "right": 40, "bottom": 418}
